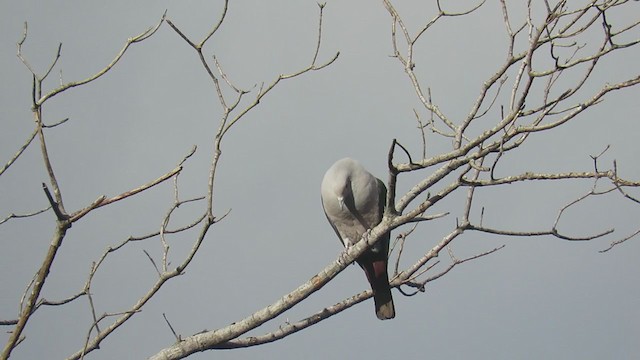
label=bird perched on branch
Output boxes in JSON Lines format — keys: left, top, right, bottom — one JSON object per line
{"left": 321, "top": 158, "right": 395, "bottom": 320}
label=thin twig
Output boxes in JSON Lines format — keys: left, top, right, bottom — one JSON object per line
{"left": 0, "top": 127, "right": 37, "bottom": 177}
{"left": 0, "top": 206, "right": 51, "bottom": 225}
{"left": 163, "top": 313, "right": 181, "bottom": 342}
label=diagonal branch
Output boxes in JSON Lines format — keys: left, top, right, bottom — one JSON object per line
{"left": 0, "top": 126, "right": 37, "bottom": 177}
{"left": 35, "top": 13, "right": 166, "bottom": 106}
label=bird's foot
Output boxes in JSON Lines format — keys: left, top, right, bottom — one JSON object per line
{"left": 337, "top": 243, "right": 354, "bottom": 267}
{"left": 363, "top": 229, "right": 373, "bottom": 241}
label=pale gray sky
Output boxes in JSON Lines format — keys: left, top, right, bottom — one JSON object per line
{"left": 1, "top": 1, "right": 639, "bottom": 359}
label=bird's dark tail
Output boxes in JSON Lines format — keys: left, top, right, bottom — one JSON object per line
{"left": 360, "top": 257, "right": 395, "bottom": 320}
{"left": 373, "top": 284, "right": 395, "bottom": 320}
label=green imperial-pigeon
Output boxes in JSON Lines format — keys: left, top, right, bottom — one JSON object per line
{"left": 321, "top": 158, "right": 395, "bottom": 320}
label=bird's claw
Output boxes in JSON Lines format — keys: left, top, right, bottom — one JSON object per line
{"left": 337, "top": 243, "right": 354, "bottom": 266}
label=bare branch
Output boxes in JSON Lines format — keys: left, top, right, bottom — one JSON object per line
{"left": 460, "top": 170, "right": 636, "bottom": 187}
{"left": 150, "top": 216, "right": 392, "bottom": 359}
{"left": 36, "top": 111, "right": 65, "bottom": 213}
{"left": 199, "top": 0, "right": 229, "bottom": 47}
{"left": 311, "top": 3, "right": 327, "bottom": 65}
{"left": 68, "top": 147, "right": 195, "bottom": 223}
{"left": 466, "top": 223, "right": 614, "bottom": 242}
{"left": 414, "top": 0, "right": 486, "bottom": 43}
{"left": 211, "top": 291, "right": 369, "bottom": 349}
{"left": 41, "top": 183, "right": 67, "bottom": 221}
{"left": 35, "top": 13, "right": 166, "bottom": 106}
{"left": 213, "top": 55, "right": 245, "bottom": 94}
{"left": 0, "top": 205, "right": 50, "bottom": 226}
{"left": 1, "top": 220, "right": 70, "bottom": 358}
{"left": 0, "top": 127, "right": 37, "bottom": 177}
{"left": 143, "top": 250, "right": 162, "bottom": 277}
{"left": 166, "top": 2, "right": 229, "bottom": 109}
{"left": 382, "top": 0, "right": 456, "bottom": 131}
{"left": 410, "top": 244, "right": 505, "bottom": 287}
{"left": 42, "top": 117, "right": 69, "bottom": 128}
{"left": 163, "top": 313, "right": 182, "bottom": 343}
{"left": 600, "top": 228, "right": 640, "bottom": 253}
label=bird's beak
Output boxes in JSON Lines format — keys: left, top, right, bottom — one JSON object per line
{"left": 337, "top": 196, "right": 345, "bottom": 210}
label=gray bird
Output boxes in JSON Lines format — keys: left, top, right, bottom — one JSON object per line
{"left": 321, "top": 158, "right": 395, "bottom": 320}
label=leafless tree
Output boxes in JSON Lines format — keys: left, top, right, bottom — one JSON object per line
{"left": 1, "top": 1, "right": 638, "bottom": 359}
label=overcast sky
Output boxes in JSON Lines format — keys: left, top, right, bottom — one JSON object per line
{"left": 1, "top": 1, "right": 639, "bottom": 359}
